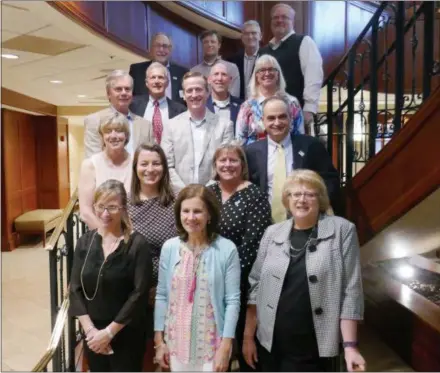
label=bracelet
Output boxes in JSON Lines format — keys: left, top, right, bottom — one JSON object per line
{"left": 343, "top": 341, "right": 358, "bottom": 349}
{"left": 85, "top": 326, "right": 95, "bottom": 335}
{"left": 105, "top": 327, "right": 115, "bottom": 339}
{"left": 154, "top": 342, "right": 166, "bottom": 350}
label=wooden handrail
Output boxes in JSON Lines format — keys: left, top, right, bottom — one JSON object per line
{"left": 32, "top": 294, "right": 70, "bottom": 372}
{"left": 45, "top": 189, "right": 79, "bottom": 251}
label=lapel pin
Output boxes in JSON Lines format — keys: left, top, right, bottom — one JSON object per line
{"left": 298, "top": 150, "right": 305, "bottom": 157}
{"left": 173, "top": 76, "right": 178, "bottom": 80}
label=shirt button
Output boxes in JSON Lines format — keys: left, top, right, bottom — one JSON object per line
{"left": 309, "top": 275, "right": 318, "bottom": 283}
{"left": 314, "top": 307, "right": 323, "bottom": 315}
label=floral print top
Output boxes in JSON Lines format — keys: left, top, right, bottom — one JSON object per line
{"left": 235, "top": 93, "right": 305, "bottom": 145}
{"left": 164, "top": 243, "right": 220, "bottom": 365}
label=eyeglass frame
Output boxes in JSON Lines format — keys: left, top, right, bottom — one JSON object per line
{"left": 94, "top": 204, "right": 123, "bottom": 214}
{"left": 256, "top": 67, "right": 279, "bottom": 75}
{"left": 287, "top": 191, "right": 319, "bottom": 201}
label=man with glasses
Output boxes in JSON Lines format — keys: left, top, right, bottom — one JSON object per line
{"left": 129, "top": 33, "right": 188, "bottom": 104}
{"left": 260, "top": 4, "right": 323, "bottom": 136}
{"left": 244, "top": 96, "right": 341, "bottom": 219}
{"left": 226, "top": 20, "right": 262, "bottom": 100}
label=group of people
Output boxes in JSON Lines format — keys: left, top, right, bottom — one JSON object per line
{"left": 69, "top": 3, "right": 366, "bottom": 372}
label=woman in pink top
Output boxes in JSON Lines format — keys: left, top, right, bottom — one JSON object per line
{"left": 79, "top": 113, "right": 132, "bottom": 229}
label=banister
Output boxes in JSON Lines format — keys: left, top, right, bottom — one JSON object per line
{"left": 45, "top": 189, "right": 78, "bottom": 251}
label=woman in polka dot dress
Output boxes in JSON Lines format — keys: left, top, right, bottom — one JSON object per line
{"left": 128, "top": 143, "right": 177, "bottom": 371}
{"left": 209, "top": 142, "right": 272, "bottom": 372}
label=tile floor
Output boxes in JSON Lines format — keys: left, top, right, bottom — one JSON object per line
{"left": 1, "top": 238, "right": 413, "bottom": 372}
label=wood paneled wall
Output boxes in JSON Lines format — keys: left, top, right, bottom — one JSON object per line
{"left": 1, "top": 109, "right": 70, "bottom": 251}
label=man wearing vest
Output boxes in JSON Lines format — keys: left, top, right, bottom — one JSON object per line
{"left": 260, "top": 3, "right": 323, "bottom": 136}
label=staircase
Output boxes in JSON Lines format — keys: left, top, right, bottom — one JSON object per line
{"left": 34, "top": 1, "right": 439, "bottom": 371}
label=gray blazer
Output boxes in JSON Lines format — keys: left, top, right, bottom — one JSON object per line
{"left": 249, "top": 214, "right": 364, "bottom": 357}
{"left": 161, "top": 110, "right": 234, "bottom": 194}
{"left": 84, "top": 107, "right": 154, "bottom": 158}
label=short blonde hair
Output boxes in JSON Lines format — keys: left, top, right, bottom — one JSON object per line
{"left": 98, "top": 113, "right": 130, "bottom": 146}
{"left": 249, "top": 54, "right": 287, "bottom": 98}
{"left": 212, "top": 142, "right": 249, "bottom": 181}
{"left": 282, "top": 169, "right": 330, "bottom": 213}
{"left": 182, "top": 71, "right": 209, "bottom": 92}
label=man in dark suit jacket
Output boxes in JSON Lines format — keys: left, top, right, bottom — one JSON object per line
{"left": 226, "top": 20, "right": 262, "bottom": 100}
{"left": 129, "top": 32, "right": 188, "bottom": 104}
{"left": 129, "top": 62, "right": 186, "bottom": 143}
{"left": 206, "top": 62, "right": 243, "bottom": 131}
{"left": 245, "top": 95, "right": 342, "bottom": 216}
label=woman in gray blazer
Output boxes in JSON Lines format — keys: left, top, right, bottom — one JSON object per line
{"left": 242, "top": 169, "right": 366, "bottom": 372}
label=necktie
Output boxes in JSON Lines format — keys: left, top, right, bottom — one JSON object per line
{"left": 272, "top": 144, "right": 287, "bottom": 223}
{"left": 152, "top": 100, "right": 163, "bottom": 144}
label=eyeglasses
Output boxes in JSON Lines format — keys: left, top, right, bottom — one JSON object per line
{"left": 289, "top": 192, "right": 319, "bottom": 200}
{"left": 153, "top": 43, "right": 171, "bottom": 50}
{"left": 256, "top": 67, "right": 278, "bottom": 75}
{"left": 94, "top": 204, "right": 122, "bottom": 214}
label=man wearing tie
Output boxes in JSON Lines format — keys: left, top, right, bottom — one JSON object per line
{"left": 206, "top": 62, "right": 243, "bottom": 131}
{"left": 245, "top": 95, "right": 341, "bottom": 221}
{"left": 130, "top": 62, "right": 186, "bottom": 143}
{"left": 226, "top": 20, "right": 262, "bottom": 100}
{"left": 129, "top": 33, "right": 188, "bottom": 104}
{"left": 83, "top": 70, "right": 153, "bottom": 158}
{"left": 161, "top": 71, "right": 234, "bottom": 194}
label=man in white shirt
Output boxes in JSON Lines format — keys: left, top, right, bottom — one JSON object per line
{"left": 130, "top": 62, "right": 186, "bottom": 143}
{"left": 206, "top": 62, "right": 243, "bottom": 131}
{"left": 226, "top": 20, "right": 262, "bottom": 100}
{"left": 260, "top": 3, "right": 324, "bottom": 135}
{"left": 191, "top": 30, "right": 241, "bottom": 98}
{"left": 83, "top": 70, "right": 153, "bottom": 158}
{"left": 161, "top": 71, "right": 234, "bottom": 193}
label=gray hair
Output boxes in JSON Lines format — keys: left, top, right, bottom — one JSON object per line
{"left": 209, "top": 61, "right": 230, "bottom": 77}
{"left": 146, "top": 61, "right": 169, "bottom": 82}
{"left": 242, "top": 20, "right": 261, "bottom": 33}
{"left": 151, "top": 32, "right": 173, "bottom": 48}
{"left": 270, "top": 3, "right": 296, "bottom": 19}
{"left": 105, "top": 70, "right": 133, "bottom": 92}
{"left": 248, "top": 54, "right": 287, "bottom": 98}
{"left": 261, "top": 95, "right": 292, "bottom": 121}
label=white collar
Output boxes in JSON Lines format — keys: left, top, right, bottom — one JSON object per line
{"left": 268, "top": 133, "right": 291, "bottom": 149}
{"left": 149, "top": 95, "right": 167, "bottom": 105}
{"left": 269, "top": 30, "right": 295, "bottom": 46}
{"left": 244, "top": 49, "right": 259, "bottom": 58}
{"left": 212, "top": 96, "right": 230, "bottom": 108}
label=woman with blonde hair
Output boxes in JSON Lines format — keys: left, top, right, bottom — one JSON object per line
{"left": 243, "top": 169, "right": 366, "bottom": 372}
{"left": 70, "top": 179, "right": 153, "bottom": 372}
{"left": 208, "top": 142, "right": 272, "bottom": 371}
{"left": 79, "top": 113, "right": 132, "bottom": 229}
{"left": 235, "top": 54, "right": 304, "bottom": 145}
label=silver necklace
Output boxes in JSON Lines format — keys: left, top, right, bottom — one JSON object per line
{"left": 80, "top": 231, "right": 121, "bottom": 301}
{"left": 290, "top": 226, "right": 316, "bottom": 259}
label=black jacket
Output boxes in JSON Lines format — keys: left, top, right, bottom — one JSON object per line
{"left": 129, "top": 61, "right": 188, "bottom": 105}
{"left": 245, "top": 134, "right": 343, "bottom": 215}
{"left": 129, "top": 95, "right": 186, "bottom": 120}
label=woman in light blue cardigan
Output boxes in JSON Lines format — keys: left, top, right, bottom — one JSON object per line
{"left": 154, "top": 184, "right": 241, "bottom": 372}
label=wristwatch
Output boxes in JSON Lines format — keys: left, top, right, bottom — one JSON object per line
{"left": 343, "top": 341, "right": 358, "bottom": 348}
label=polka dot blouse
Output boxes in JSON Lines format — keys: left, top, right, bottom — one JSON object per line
{"left": 209, "top": 182, "right": 272, "bottom": 275}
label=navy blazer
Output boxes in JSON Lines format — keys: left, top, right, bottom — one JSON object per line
{"left": 129, "top": 61, "right": 188, "bottom": 105}
{"left": 129, "top": 95, "right": 186, "bottom": 120}
{"left": 206, "top": 95, "right": 243, "bottom": 133}
{"left": 226, "top": 49, "right": 261, "bottom": 100}
{"left": 245, "top": 134, "right": 343, "bottom": 215}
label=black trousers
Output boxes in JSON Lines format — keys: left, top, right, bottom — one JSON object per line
{"left": 84, "top": 321, "right": 146, "bottom": 372}
{"left": 256, "top": 338, "right": 337, "bottom": 372}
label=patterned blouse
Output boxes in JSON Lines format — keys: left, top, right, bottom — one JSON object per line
{"left": 209, "top": 183, "right": 272, "bottom": 280}
{"left": 128, "top": 197, "right": 177, "bottom": 285}
{"left": 165, "top": 243, "right": 220, "bottom": 365}
{"left": 235, "top": 94, "right": 305, "bottom": 146}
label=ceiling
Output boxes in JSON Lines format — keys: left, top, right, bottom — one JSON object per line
{"left": 1, "top": 1, "right": 145, "bottom": 106}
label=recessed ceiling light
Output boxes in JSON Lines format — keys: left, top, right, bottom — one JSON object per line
{"left": 50, "top": 80, "right": 63, "bottom": 84}
{"left": 2, "top": 53, "right": 19, "bottom": 59}
{"left": 77, "top": 94, "right": 87, "bottom": 98}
